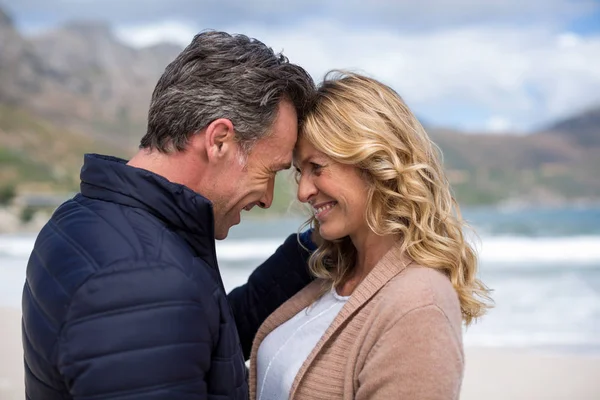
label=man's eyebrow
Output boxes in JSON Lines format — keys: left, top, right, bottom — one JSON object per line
{"left": 274, "top": 161, "right": 292, "bottom": 171}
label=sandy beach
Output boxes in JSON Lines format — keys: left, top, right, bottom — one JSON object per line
{"left": 1, "top": 307, "right": 599, "bottom": 400}
{"left": 461, "top": 347, "right": 600, "bottom": 400}
{"left": 0, "top": 308, "right": 23, "bottom": 400}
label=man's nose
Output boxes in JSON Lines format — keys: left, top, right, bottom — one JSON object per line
{"left": 258, "top": 177, "right": 275, "bottom": 209}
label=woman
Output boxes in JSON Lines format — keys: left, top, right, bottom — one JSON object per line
{"left": 249, "top": 72, "right": 492, "bottom": 399}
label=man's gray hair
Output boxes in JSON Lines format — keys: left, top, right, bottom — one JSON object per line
{"left": 140, "top": 31, "right": 315, "bottom": 153}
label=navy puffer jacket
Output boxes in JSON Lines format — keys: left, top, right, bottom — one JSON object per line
{"left": 22, "top": 154, "right": 313, "bottom": 400}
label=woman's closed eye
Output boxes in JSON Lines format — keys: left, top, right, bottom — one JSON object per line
{"left": 310, "top": 162, "right": 323, "bottom": 176}
{"left": 295, "top": 162, "right": 324, "bottom": 177}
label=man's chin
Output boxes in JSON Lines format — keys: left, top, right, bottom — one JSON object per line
{"left": 214, "top": 214, "right": 240, "bottom": 240}
{"left": 214, "top": 230, "right": 229, "bottom": 240}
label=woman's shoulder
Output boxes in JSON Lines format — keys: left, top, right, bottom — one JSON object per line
{"left": 376, "top": 263, "right": 462, "bottom": 326}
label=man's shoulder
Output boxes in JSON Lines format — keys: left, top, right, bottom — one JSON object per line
{"left": 26, "top": 196, "right": 223, "bottom": 326}
{"left": 29, "top": 195, "right": 218, "bottom": 301}
{"left": 41, "top": 195, "right": 166, "bottom": 266}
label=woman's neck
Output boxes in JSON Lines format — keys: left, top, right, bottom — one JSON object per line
{"left": 336, "top": 231, "right": 398, "bottom": 296}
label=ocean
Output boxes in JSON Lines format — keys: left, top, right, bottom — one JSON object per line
{"left": 1, "top": 206, "right": 599, "bottom": 354}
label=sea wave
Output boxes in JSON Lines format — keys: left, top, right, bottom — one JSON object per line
{"left": 463, "top": 331, "right": 600, "bottom": 349}
{"left": 2, "top": 234, "right": 600, "bottom": 351}
{"left": 216, "top": 236, "right": 600, "bottom": 265}
{"left": 0, "top": 236, "right": 37, "bottom": 259}
{"left": 1, "top": 235, "right": 600, "bottom": 265}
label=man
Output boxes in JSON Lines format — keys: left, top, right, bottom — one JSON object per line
{"left": 22, "top": 31, "right": 315, "bottom": 399}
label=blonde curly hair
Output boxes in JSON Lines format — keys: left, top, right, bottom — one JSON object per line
{"left": 299, "top": 71, "right": 492, "bottom": 325}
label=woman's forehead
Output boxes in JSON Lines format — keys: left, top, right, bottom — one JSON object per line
{"left": 293, "top": 138, "right": 323, "bottom": 163}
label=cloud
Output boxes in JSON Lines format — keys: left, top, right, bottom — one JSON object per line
{"left": 115, "top": 18, "right": 600, "bottom": 131}
{"left": 6, "top": 0, "right": 598, "bottom": 31}
{"left": 116, "top": 21, "right": 198, "bottom": 47}
{"left": 6, "top": 0, "right": 600, "bottom": 131}
{"left": 486, "top": 116, "right": 513, "bottom": 133}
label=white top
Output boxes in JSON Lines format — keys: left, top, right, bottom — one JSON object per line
{"left": 256, "top": 287, "right": 350, "bottom": 400}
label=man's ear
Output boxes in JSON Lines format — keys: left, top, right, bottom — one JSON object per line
{"left": 204, "top": 118, "right": 236, "bottom": 163}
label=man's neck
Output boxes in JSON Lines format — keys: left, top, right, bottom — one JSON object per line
{"left": 127, "top": 148, "right": 206, "bottom": 191}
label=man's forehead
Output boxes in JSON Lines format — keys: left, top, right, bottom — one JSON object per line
{"left": 292, "top": 151, "right": 309, "bottom": 169}
{"left": 293, "top": 139, "right": 314, "bottom": 163}
{"left": 251, "top": 145, "right": 291, "bottom": 170}
{"left": 261, "top": 126, "right": 296, "bottom": 152}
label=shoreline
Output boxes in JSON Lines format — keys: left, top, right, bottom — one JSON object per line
{"left": 1, "top": 307, "right": 599, "bottom": 399}
{"left": 2, "top": 202, "right": 600, "bottom": 235}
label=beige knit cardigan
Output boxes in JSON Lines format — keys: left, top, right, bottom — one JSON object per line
{"left": 249, "top": 243, "right": 465, "bottom": 399}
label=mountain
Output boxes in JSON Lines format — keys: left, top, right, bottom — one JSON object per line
{"left": 0, "top": 103, "right": 123, "bottom": 192}
{"left": 538, "top": 106, "right": 600, "bottom": 147}
{"left": 427, "top": 127, "right": 600, "bottom": 205}
{"left": 0, "top": 5, "right": 599, "bottom": 209}
{"left": 0, "top": 7, "right": 49, "bottom": 106}
{"left": 0, "top": 7, "right": 177, "bottom": 194}
{"left": 0, "top": 10, "right": 182, "bottom": 147}
{"left": 28, "top": 21, "right": 181, "bottom": 144}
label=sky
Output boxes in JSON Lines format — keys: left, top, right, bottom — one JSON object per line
{"left": 3, "top": 0, "right": 600, "bottom": 133}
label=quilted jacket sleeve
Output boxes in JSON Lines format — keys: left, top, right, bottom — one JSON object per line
{"left": 228, "top": 232, "right": 314, "bottom": 359}
{"left": 57, "top": 261, "right": 218, "bottom": 400}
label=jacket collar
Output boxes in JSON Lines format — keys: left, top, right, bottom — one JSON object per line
{"left": 79, "top": 153, "right": 216, "bottom": 260}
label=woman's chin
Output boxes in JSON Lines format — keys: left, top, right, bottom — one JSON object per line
{"left": 318, "top": 227, "right": 345, "bottom": 242}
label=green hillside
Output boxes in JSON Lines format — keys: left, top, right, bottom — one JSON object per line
{"left": 0, "top": 104, "right": 128, "bottom": 195}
